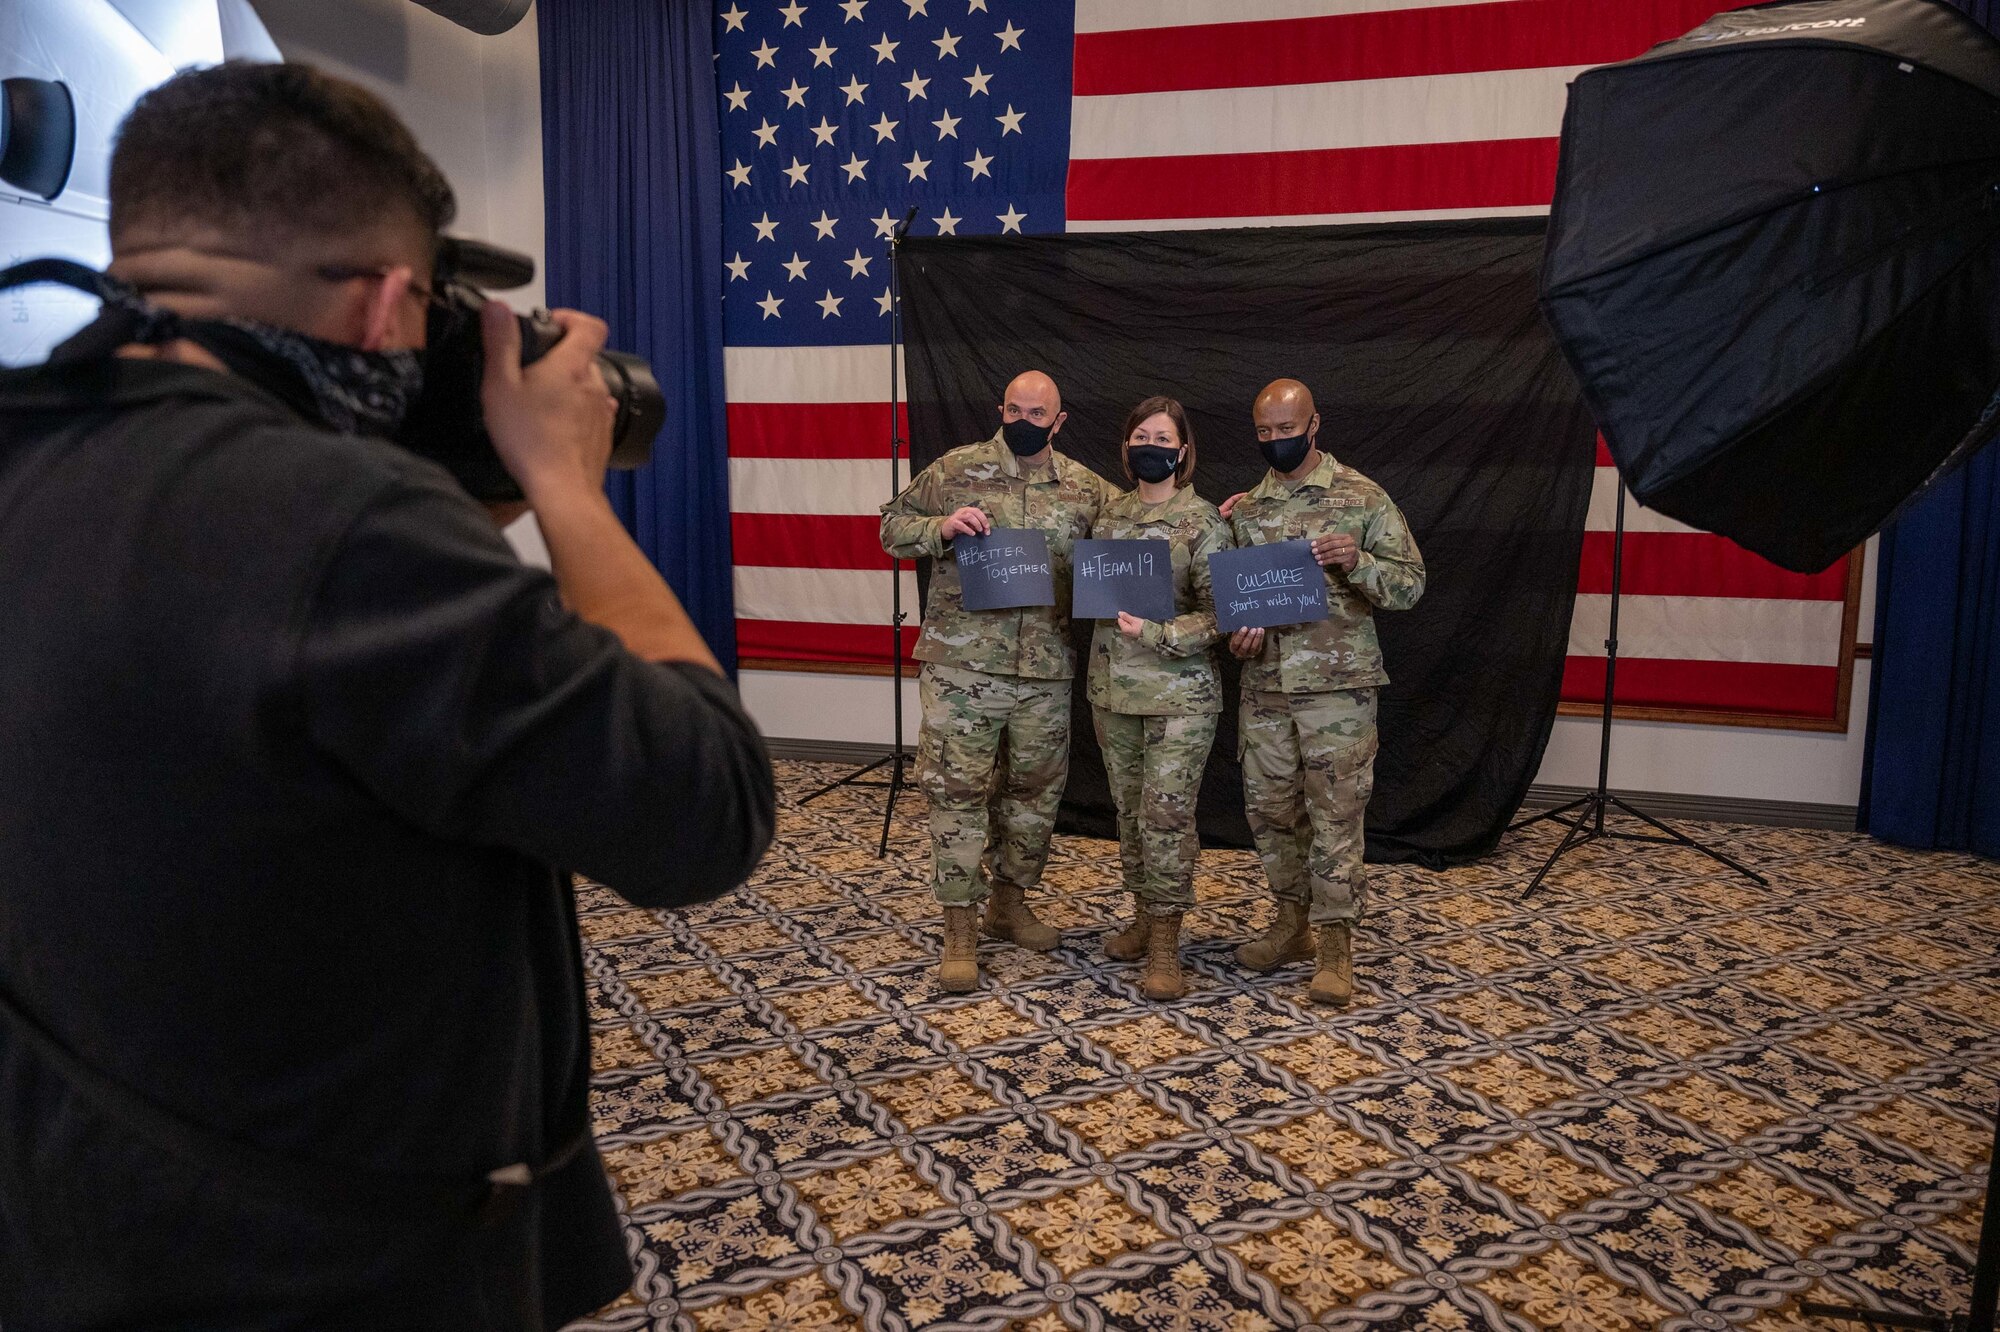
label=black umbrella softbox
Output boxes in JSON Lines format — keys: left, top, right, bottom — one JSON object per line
{"left": 1542, "top": 0, "right": 2000, "bottom": 572}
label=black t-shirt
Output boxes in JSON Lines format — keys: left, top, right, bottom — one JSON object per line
{"left": 0, "top": 357, "right": 775, "bottom": 1329}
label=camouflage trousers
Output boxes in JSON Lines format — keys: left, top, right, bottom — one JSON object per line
{"left": 1092, "top": 708, "right": 1217, "bottom": 909}
{"left": 1239, "top": 688, "right": 1378, "bottom": 926}
{"left": 917, "top": 663, "right": 1071, "bottom": 906}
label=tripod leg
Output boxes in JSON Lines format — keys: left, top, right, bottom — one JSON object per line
{"left": 801, "top": 754, "right": 891, "bottom": 804}
{"left": 1520, "top": 797, "right": 1600, "bottom": 900}
{"left": 877, "top": 749, "right": 905, "bottom": 859}
{"left": 1604, "top": 794, "right": 1768, "bottom": 886}
{"left": 1509, "top": 792, "right": 1594, "bottom": 835}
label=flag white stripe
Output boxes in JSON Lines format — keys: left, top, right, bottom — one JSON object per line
{"left": 1075, "top": 0, "right": 1519, "bottom": 34}
{"left": 1568, "top": 595, "right": 1844, "bottom": 667}
{"left": 724, "top": 344, "right": 905, "bottom": 404}
{"left": 735, "top": 565, "right": 923, "bottom": 625}
{"left": 1065, "top": 205, "right": 1550, "bottom": 233}
{"left": 1587, "top": 468, "right": 1701, "bottom": 536}
{"left": 1071, "top": 67, "right": 1583, "bottom": 162}
{"left": 730, "top": 457, "right": 910, "bottom": 515}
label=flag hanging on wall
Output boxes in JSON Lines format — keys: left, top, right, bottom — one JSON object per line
{"left": 717, "top": 0, "right": 1861, "bottom": 727}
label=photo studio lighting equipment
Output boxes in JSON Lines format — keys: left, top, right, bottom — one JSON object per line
{"left": 1541, "top": 0, "right": 2000, "bottom": 574}
{"left": 0, "top": 77, "right": 74, "bottom": 201}
{"left": 798, "top": 207, "right": 921, "bottom": 857}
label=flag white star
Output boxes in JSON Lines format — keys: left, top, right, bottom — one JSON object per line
{"left": 778, "top": 0, "right": 807, "bottom": 25}
{"left": 811, "top": 210, "right": 840, "bottom": 239}
{"left": 781, "top": 79, "right": 810, "bottom": 107}
{"left": 783, "top": 251, "right": 810, "bottom": 281}
{"left": 840, "top": 74, "right": 868, "bottom": 104}
{"left": 719, "top": 3, "right": 748, "bottom": 31}
{"left": 902, "top": 71, "right": 930, "bottom": 100}
{"left": 844, "top": 248, "right": 873, "bottom": 278}
{"left": 996, "top": 203, "right": 1025, "bottom": 233}
{"left": 752, "top": 212, "right": 780, "bottom": 241}
{"left": 904, "top": 0, "right": 928, "bottom": 14}
{"left": 724, "top": 83, "right": 751, "bottom": 111}
{"left": 782, "top": 156, "right": 810, "bottom": 186}
{"left": 932, "top": 107, "right": 961, "bottom": 138}
{"left": 873, "top": 208, "right": 899, "bottom": 238}
{"left": 726, "top": 158, "right": 752, "bottom": 187}
{"left": 965, "top": 147, "right": 992, "bottom": 179}
{"left": 995, "top": 20, "right": 1024, "bottom": 52}
{"left": 963, "top": 65, "right": 992, "bottom": 96}
{"left": 875, "top": 286, "right": 895, "bottom": 315}
{"left": 817, "top": 289, "right": 845, "bottom": 318}
{"left": 871, "top": 33, "right": 899, "bottom": 62}
{"left": 966, "top": 0, "right": 987, "bottom": 10}
{"left": 809, "top": 37, "right": 837, "bottom": 66}
{"left": 904, "top": 150, "right": 931, "bottom": 180}
{"left": 932, "top": 28, "right": 961, "bottom": 58}
{"left": 841, "top": 152, "right": 869, "bottom": 181}
{"left": 725, "top": 252, "right": 752, "bottom": 280}
{"left": 871, "top": 112, "right": 899, "bottom": 142}
{"left": 752, "top": 118, "right": 779, "bottom": 148}
{"left": 995, "top": 104, "right": 1024, "bottom": 135}
{"left": 934, "top": 207, "right": 961, "bottom": 235}
{"left": 840, "top": 0, "right": 866, "bottom": 17}
{"left": 751, "top": 39, "right": 779, "bottom": 67}
{"left": 811, "top": 116, "right": 839, "bottom": 145}
{"left": 758, "top": 290, "right": 784, "bottom": 319}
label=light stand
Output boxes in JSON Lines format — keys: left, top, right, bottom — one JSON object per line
{"left": 1508, "top": 479, "right": 1767, "bottom": 898}
{"left": 799, "top": 207, "right": 920, "bottom": 858}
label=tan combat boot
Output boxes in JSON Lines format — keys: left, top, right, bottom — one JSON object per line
{"left": 983, "top": 882, "right": 1061, "bottom": 952}
{"left": 1103, "top": 893, "right": 1149, "bottom": 962}
{"left": 939, "top": 905, "right": 980, "bottom": 993}
{"left": 1308, "top": 922, "right": 1353, "bottom": 1006}
{"left": 1140, "top": 910, "right": 1186, "bottom": 1001}
{"left": 1234, "top": 900, "right": 1315, "bottom": 973}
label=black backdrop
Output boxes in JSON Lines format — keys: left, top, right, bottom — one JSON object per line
{"left": 899, "top": 221, "right": 1595, "bottom": 866}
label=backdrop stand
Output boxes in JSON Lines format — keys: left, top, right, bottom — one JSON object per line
{"left": 1508, "top": 480, "right": 1766, "bottom": 898}
{"left": 799, "top": 208, "right": 919, "bottom": 858}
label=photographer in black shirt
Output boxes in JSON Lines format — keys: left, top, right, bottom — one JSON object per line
{"left": 0, "top": 63, "right": 774, "bottom": 1330}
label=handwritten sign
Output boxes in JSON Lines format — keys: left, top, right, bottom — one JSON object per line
{"left": 1208, "top": 540, "right": 1330, "bottom": 632}
{"left": 1071, "top": 538, "right": 1175, "bottom": 622}
{"left": 954, "top": 527, "right": 1055, "bottom": 610}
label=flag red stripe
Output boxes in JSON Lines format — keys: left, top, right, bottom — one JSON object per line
{"left": 733, "top": 513, "right": 892, "bottom": 569}
{"left": 1562, "top": 656, "right": 1841, "bottom": 718}
{"left": 1073, "top": 0, "right": 1755, "bottom": 97}
{"left": 1066, "top": 137, "right": 1560, "bottom": 221}
{"left": 728, "top": 402, "right": 910, "bottom": 459}
{"left": 1579, "top": 534, "right": 1848, "bottom": 601}
{"left": 738, "top": 618, "right": 918, "bottom": 665}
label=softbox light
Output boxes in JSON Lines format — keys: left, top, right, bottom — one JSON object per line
{"left": 0, "top": 76, "right": 75, "bottom": 202}
{"left": 1541, "top": 0, "right": 2000, "bottom": 573}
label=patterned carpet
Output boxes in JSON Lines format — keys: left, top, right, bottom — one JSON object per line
{"left": 567, "top": 760, "right": 1998, "bottom": 1332}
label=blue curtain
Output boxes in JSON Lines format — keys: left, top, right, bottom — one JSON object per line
{"left": 1860, "top": 0, "right": 2000, "bottom": 856}
{"left": 537, "top": 0, "right": 737, "bottom": 674}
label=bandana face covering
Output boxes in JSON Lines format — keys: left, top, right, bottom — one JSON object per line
{"left": 186, "top": 317, "right": 424, "bottom": 440}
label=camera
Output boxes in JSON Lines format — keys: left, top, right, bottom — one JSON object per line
{"left": 397, "top": 236, "right": 665, "bottom": 502}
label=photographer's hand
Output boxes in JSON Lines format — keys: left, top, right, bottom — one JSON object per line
{"left": 479, "top": 303, "right": 722, "bottom": 674}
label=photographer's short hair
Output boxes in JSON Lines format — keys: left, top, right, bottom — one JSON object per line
{"left": 110, "top": 62, "right": 455, "bottom": 257}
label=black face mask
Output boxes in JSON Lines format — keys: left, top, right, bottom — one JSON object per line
{"left": 1002, "top": 417, "right": 1054, "bottom": 457}
{"left": 1128, "top": 445, "right": 1182, "bottom": 484}
{"left": 1259, "top": 430, "right": 1313, "bottom": 474}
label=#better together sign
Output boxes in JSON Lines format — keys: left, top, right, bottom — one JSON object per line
{"left": 954, "top": 528, "right": 1055, "bottom": 610}
{"left": 1071, "top": 539, "right": 1176, "bottom": 622}
{"left": 1209, "top": 541, "right": 1331, "bottom": 632}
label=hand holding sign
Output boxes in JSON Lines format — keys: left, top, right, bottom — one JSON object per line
{"left": 1072, "top": 538, "right": 1175, "bottom": 622}
{"left": 1208, "top": 541, "right": 1331, "bottom": 632}
{"left": 954, "top": 527, "right": 1056, "bottom": 610}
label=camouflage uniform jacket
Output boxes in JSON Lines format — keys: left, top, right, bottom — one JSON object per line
{"left": 880, "top": 431, "right": 1117, "bottom": 679}
{"left": 1228, "top": 452, "right": 1425, "bottom": 694}
{"left": 1086, "top": 484, "right": 1234, "bottom": 716}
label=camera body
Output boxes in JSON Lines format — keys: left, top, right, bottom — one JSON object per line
{"left": 396, "top": 238, "right": 664, "bottom": 502}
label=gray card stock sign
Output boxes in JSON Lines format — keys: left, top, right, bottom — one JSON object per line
{"left": 954, "top": 527, "right": 1055, "bottom": 610}
{"left": 1209, "top": 540, "right": 1331, "bottom": 631}
{"left": 1072, "top": 538, "right": 1176, "bottom": 622}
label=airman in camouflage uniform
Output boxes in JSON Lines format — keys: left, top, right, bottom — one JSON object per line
{"left": 1226, "top": 379, "right": 1425, "bottom": 1005}
{"left": 880, "top": 371, "right": 1118, "bottom": 992}
{"left": 1086, "top": 397, "right": 1232, "bottom": 1000}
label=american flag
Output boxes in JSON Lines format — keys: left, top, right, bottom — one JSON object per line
{"left": 719, "top": 0, "right": 1858, "bottom": 725}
